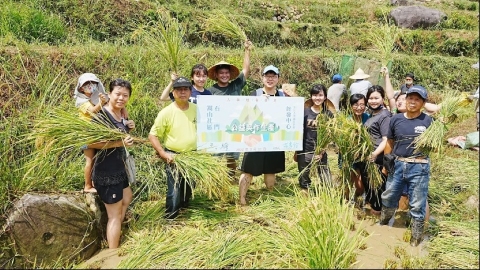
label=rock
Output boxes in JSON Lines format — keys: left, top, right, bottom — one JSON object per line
{"left": 465, "top": 195, "right": 479, "bottom": 211}
{"left": 389, "top": 6, "right": 447, "bottom": 29}
{"left": 3, "top": 193, "right": 107, "bottom": 266}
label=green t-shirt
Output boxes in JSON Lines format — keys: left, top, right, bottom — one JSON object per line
{"left": 149, "top": 102, "right": 197, "bottom": 153}
{"left": 207, "top": 72, "right": 246, "bottom": 96}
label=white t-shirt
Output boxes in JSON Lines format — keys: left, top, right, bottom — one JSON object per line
{"left": 349, "top": 80, "right": 372, "bottom": 97}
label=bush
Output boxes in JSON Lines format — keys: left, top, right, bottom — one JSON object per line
{"left": 440, "top": 38, "right": 473, "bottom": 57}
{"left": 0, "top": 2, "right": 67, "bottom": 44}
{"left": 440, "top": 12, "right": 478, "bottom": 30}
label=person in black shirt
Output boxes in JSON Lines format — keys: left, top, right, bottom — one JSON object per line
{"left": 295, "top": 84, "right": 334, "bottom": 192}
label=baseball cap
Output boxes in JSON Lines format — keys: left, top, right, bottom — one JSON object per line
{"left": 262, "top": 65, "right": 280, "bottom": 75}
{"left": 332, "top": 74, "right": 342, "bottom": 83}
{"left": 406, "top": 85, "right": 428, "bottom": 100}
{"left": 173, "top": 77, "right": 192, "bottom": 88}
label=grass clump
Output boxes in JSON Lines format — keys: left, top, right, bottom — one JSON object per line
{"left": 269, "top": 184, "right": 367, "bottom": 268}
{"left": 202, "top": 10, "right": 249, "bottom": 43}
{"left": 133, "top": 10, "right": 188, "bottom": 73}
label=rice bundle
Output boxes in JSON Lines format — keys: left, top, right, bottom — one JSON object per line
{"left": 23, "top": 109, "right": 147, "bottom": 179}
{"left": 156, "top": 151, "right": 234, "bottom": 202}
{"left": 368, "top": 18, "right": 399, "bottom": 67}
{"left": 203, "top": 10, "right": 248, "bottom": 43}
{"left": 138, "top": 11, "right": 186, "bottom": 73}
{"left": 413, "top": 92, "right": 466, "bottom": 155}
{"left": 316, "top": 112, "right": 382, "bottom": 189}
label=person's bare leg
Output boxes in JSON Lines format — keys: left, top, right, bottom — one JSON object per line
{"left": 121, "top": 187, "right": 133, "bottom": 221}
{"left": 352, "top": 169, "right": 364, "bottom": 197}
{"left": 239, "top": 173, "right": 252, "bottom": 205}
{"left": 83, "top": 149, "right": 96, "bottom": 193}
{"left": 264, "top": 174, "right": 275, "bottom": 190}
{"left": 104, "top": 201, "right": 123, "bottom": 249}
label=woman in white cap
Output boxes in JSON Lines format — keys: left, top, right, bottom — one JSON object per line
{"left": 238, "top": 65, "right": 285, "bottom": 205}
{"left": 74, "top": 73, "right": 109, "bottom": 193}
{"left": 349, "top": 68, "right": 372, "bottom": 97}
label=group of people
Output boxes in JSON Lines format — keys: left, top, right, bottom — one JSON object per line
{"left": 73, "top": 38, "right": 454, "bottom": 248}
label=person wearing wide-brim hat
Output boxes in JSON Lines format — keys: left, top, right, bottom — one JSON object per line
{"left": 348, "top": 68, "right": 372, "bottom": 97}
{"left": 207, "top": 40, "right": 253, "bottom": 96}
{"left": 206, "top": 39, "right": 254, "bottom": 178}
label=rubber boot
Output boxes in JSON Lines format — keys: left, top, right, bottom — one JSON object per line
{"left": 379, "top": 207, "right": 396, "bottom": 225}
{"left": 410, "top": 219, "right": 424, "bottom": 247}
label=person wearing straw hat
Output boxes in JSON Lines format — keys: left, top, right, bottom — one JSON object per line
{"left": 207, "top": 39, "right": 253, "bottom": 177}
{"left": 149, "top": 77, "right": 197, "bottom": 219}
{"left": 327, "top": 73, "right": 347, "bottom": 111}
{"left": 349, "top": 68, "right": 372, "bottom": 97}
{"left": 74, "top": 73, "right": 109, "bottom": 193}
{"left": 238, "top": 65, "right": 285, "bottom": 205}
{"left": 295, "top": 84, "right": 334, "bottom": 193}
{"left": 380, "top": 85, "right": 433, "bottom": 247}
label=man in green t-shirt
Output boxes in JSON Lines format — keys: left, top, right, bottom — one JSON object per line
{"left": 149, "top": 77, "right": 197, "bottom": 219}
{"left": 207, "top": 39, "right": 253, "bottom": 177}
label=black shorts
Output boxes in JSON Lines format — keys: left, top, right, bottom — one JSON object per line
{"left": 96, "top": 179, "right": 129, "bottom": 204}
{"left": 240, "top": 151, "right": 285, "bottom": 176}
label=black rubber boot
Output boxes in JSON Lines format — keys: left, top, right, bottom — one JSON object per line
{"left": 379, "top": 207, "right": 396, "bottom": 225}
{"left": 410, "top": 219, "right": 424, "bottom": 247}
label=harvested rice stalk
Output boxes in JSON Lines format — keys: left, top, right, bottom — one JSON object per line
{"left": 367, "top": 17, "right": 399, "bottom": 66}
{"left": 23, "top": 109, "right": 147, "bottom": 179}
{"left": 136, "top": 11, "right": 187, "bottom": 73}
{"left": 316, "top": 112, "right": 382, "bottom": 189}
{"left": 203, "top": 10, "right": 248, "bottom": 43}
{"left": 414, "top": 92, "right": 466, "bottom": 155}
{"left": 155, "top": 151, "right": 234, "bottom": 202}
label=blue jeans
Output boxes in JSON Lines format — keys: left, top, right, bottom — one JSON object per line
{"left": 165, "top": 163, "right": 193, "bottom": 219}
{"left": 381, "top": 159, "right": 430, "bottom": 221}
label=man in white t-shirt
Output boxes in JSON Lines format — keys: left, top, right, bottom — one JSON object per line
{"left": 327, "top": 74, "right": 347, "bottom": 111}
{"left": 349, "top": 68, "right": 372, "bottom": 97}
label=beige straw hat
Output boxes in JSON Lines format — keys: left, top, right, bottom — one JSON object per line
{"left": 207, "top": 61, "right": 240, "bottom": 80}
{"left": 349, "top": 68, "right": 370, "bottom": 80}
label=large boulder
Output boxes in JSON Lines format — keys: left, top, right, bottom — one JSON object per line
{"left": 389, "top": 6, "right": 447, "bottom": 29}
{"left": 3, "top": 193, "right": 107, "bottom": 266}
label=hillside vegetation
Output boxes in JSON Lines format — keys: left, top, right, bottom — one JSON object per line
{"left": 0, "top": 0, "right": 478, "bottom": 268}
